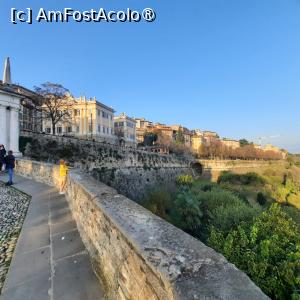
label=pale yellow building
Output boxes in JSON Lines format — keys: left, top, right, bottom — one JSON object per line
{"left": 263, "top": 144, "right": 287, "bottom": 159}
{"left": 134, "top": 118, "right": 154, "bottom": 143}
{"left": 202, "top": 131, "right": 220, "bottom": 146}
{"left": 221, "top": 139, "right": 240, "bottom": 149}
{"left": 253, "top": 143, "right": 262, "bottom": 150}
{"left": 170, "top": 125, "right": 193, "bottom": 148}
{"left": 264, "top": 144, "right": 280, "bottom": 152}
{"left": 114, "top": 113, "right": 137, "bottom": 146}
{"left": 42, "top": 96, "right": 116, "bottom": 142}
{"left": 191, "top": 130, "right": 205, "bottom": 153}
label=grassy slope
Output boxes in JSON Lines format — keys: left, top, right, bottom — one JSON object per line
{"left": 218, "top": 159, "right": 300, "bottom": 230}
{"left": 225, "top": 161, "right": 300, "bottom": 209}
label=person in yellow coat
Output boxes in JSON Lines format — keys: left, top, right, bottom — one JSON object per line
{"left": 59, "top": 159, "right": 68, "bottom": 194}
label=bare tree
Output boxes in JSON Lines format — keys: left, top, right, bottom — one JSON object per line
{"left": 34, "top": 82, "right": 74, "bottom": 135}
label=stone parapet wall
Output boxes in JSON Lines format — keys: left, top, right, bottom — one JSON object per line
{"left": 91, "top": 166, "right": 194, "bottom": 202}
{"left": 15, "top": 159, "right": 268, "bottom": 300}
{"left": 19, "top": 134, "right": 194, "bottom": 200}
{"left": 198, "top": 159, "right": 285, "bottom": 181}
{"left": 19, "top": 133, "right": 190, "bottom": 170}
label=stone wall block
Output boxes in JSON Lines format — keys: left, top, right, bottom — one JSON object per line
{"left": 15, "top": 159, "right": 269, "bottom": 300}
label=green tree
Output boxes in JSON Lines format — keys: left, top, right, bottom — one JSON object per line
{"left": 143, "top": 132, "right": 157, "bottom": 146}
{"left": 141, "top": 187, "right": 172, "bottom": 221}
{"left": 257, "top": 192, "right": 267, "bottom": 206}
{"left": 173, "top": 191, "right": 202, "bottom": 234}
{"left": 175, "top": 128, "right": 185, "bottom": 145}
{"left": 239, "top": 138, "right": 250, "bottom": 147}
{"left": 208, "top": 204, "right": 300, "bottom": 299}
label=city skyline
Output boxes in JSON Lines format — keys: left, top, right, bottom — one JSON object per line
{"left": 1, "top": 1, "right": 300, "bottom": 153}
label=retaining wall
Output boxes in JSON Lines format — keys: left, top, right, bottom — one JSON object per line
{"left": 198, "top": 159, "right": 284, "bottom": 181}
{"left": 15, "top": 159, "right": 269, "bottom": 300}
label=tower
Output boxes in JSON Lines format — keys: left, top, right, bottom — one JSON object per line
{"left": 3, "top": 57, "right": 12, "bottom": 84}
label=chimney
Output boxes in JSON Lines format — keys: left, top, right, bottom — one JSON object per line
{"left": 3, "top": 57, "right": 12, "bottom": 84}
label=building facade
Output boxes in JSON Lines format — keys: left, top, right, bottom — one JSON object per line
{"left": 0, "top": 57, "right": 40, "bottom": 155}
{"left": 42, "top": 96, "right": 116, "bottom": 142}
{"left": 191, "top": 130, "right": 205, "bottom": 153}
{"left": 135, "top": 118, "right": 154, "bottom": 144}
{"left": 263, "top": 144, "right": 287, "bottom": 159}
{"left": 1, "top": 58, "right": 42, "bottom": 136}
{"left": 171, "top": 125, "right": 192, "bottom": 148}
{"left": 12, "top": 85, "right": 42, "bottom": 133}
{"left": 114, "top": 113, "right": 137, "bottom": 146}
{"left": 0, "top": 87, "right": 23, "bottom": 156}
{"left": 221, "top": 139, "right": 240, "bottom": 149}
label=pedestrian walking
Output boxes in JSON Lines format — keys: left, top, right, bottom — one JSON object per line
{"left": 59, "top": 159, "right": 68, "bottom": 194}
{"left": 4, "top": 150, "right": 15, "bottom": 186}
{"left": 0, "top": 144, "right": 6, "bottom": 172}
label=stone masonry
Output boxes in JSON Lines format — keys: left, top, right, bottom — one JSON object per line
{"left": 15, "top": 159, "right": 269, "bottom": 300}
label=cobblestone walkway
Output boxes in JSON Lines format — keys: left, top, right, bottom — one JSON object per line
{"left": 0, "top": 182, "right": 30, "bottom": 293}
{"left": 0, "top": 174, "right": 105, "bottom": 300}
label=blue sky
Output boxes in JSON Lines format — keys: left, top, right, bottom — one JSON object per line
{"left": 1, "top": 0, "right": 300, "bottom": 153}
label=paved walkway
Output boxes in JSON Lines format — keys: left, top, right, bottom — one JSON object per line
{"left": 0, "top": 174, "right": 105, "bottom": 300}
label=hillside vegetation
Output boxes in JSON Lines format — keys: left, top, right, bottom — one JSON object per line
{"left": 217, "top": 158, "right": 300, "bottom": 210}
{"left": 141, "top": 158, "right": 300, "bottom": 299}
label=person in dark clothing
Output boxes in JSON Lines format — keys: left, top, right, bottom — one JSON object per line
{"left": 5, "top": 151, "right": 15, "bottom": 186}
{"left": 0, "top": 144, "right": 6, "bottom": 172}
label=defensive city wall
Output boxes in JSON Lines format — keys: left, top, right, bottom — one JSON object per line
{"left": 20, "top": 133, "right": 282, "bottom": 201}
{"left": 15, "top": 159, "right": 268, "bottom": 300}
{"left": 20, "top": 134, "right": 194, "bottom": 201}
{"left": 198, "top": 159, "right": 283, "bottom": 181}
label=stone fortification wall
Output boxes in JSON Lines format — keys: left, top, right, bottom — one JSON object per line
{"left": 198, "top": 159, "right": 284, "bottom": 181}
{"left": 20, "top": 134, "right": 194, "bottom": 200}
{"left": 15, "top": 159, "right": 268, "bottom": 300}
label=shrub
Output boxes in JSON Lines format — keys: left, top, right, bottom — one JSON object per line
{"left": 209, "top": 203, "right": 258, "bottom": 236}
{"left": 176, "top": 174, "right": 194, "bottom": 187}
{"left": 197, "top": 190, "right": 257, "bottom": 240}
{"left": 198, "top": 189, "right": 247, "bottom": 215}
{"left": 19, "top": 136, "right": 33, "bottom": 154}
{"left": 218, "top": 171, "right": 265, "bottom": 185}
{"left": 208, "top": 204, "right": 300, "bottom": 299}
{"left": 173, "top": 191, "right": 202, "bottom": 235}
{"left": 282, "top": 205, "right": 300, "bottom": 230}
{"left": 257, "top": 192, "right": 267, "bottom": 206}
{"left": 190, "top": 180, "right": 220, "bottom": 193}
{"left": 141, "top": 187, "right": 173, "bottom": 221}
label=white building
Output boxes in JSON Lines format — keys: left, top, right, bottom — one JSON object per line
{"left": 0, "top": 58, "right": 23, "bottom": 156}
{"left": 114, "top": 113, "right": 137, "bottom": 146}
{"left": 42, "top": 96, "right": 116, "bottom": 142}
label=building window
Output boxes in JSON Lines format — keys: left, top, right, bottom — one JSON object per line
{"left": 57, "top": 127, "right": 62, "bottom": 134}
{"left": 89, "top": 125, "right": 92, "bottom": 132}
{"left": 102, "top": 111, "right": 109, "bottom": 119}
{"left": 76, "top": 126, "right": 80, "bottom": 133}
{"left": 74, "top": 109, "right": 80, "bottom": 116}
{"left": 102, "top": 126, "right": 105, "bottom": 133}
{"left": 107, "top": 127, "right": 109, "bottom": 134}
{"left": 97, "top": 109, "right": 100, "bottom": 117}
{"left": 98, "top": 125, "right": 101, "bottom": 132}
{"left": 45, "top": 127, "right": 51, "bottom": 134}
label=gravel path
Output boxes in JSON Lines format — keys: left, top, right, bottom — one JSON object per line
{"left": 0, "top": 182, "right": 30, "bottom": 294}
